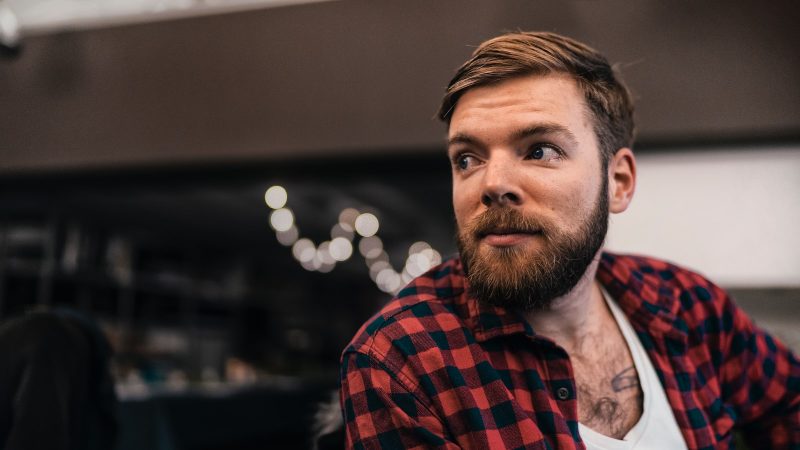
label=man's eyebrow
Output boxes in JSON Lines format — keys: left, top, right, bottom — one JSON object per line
{"left": 448, "top": 123, "right": 579, "bottom": 150}
{"left": 511, "top": 123, "right": 579, "bottom": 146}
{"left": 447, "top": 133, "right": 482, "bottom": 149}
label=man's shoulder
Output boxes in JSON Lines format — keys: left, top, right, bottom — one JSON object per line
{"left": 601, "top": 252, "right": 735, "bottom": 326}
{"left": 343, "top": 257, "right": 471, "bottom": 359}
{"left": 603, "top": 252, "right": 726, "bottom": 296}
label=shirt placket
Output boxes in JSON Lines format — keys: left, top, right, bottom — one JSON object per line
{"left": 531, "top": 334, "right": 584, "bottom": 449}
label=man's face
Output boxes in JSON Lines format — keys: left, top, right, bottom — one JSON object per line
{"left": 448, "top": 74, "right": 610, "bottom": 311}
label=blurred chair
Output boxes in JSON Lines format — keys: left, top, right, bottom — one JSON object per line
{"left": 0, "top": 309, "right": 118, "bottom": 450}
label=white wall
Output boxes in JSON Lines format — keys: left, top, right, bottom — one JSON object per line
{"left": 606, "top": 145, "right": 800, "bottom": 288}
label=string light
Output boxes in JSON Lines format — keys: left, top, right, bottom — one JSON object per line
{"left": 358, "top": 236, "right": 383, "bottom": 259}
{"left": 338, "top": 208, "right": 359, "bottom": 231}
{"left": 264, "top": 186, "right": 288, "bottom": 209}
{"left": 269, "top": 208, "right": 294, "bottom": 232}
{"left": 329, "top": 237, "right": 353, "bottom": 261}
{"left": 264, "top": 185, "right": 443, "bottom": 295}
{"left": 276, "top": 225, "right": 299, "bottom": 246}
{"left": 354, "top": 213, "right": 379, "bottom": 237}
{"left": 292, "top": 238, "right": 316, "bottom": 263}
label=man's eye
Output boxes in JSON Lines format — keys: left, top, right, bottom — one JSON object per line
{"left": 527, "top": 144, "right": 561, "bottom": 161}
{"left": 455, "top": 154, "right": 474, "bottom": 170}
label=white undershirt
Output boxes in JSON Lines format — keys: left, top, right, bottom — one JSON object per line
{"left": 577, "top": 291, "right": 687, "bottom": 450}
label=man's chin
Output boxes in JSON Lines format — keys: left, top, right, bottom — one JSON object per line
{"left": 462, "top": 243, "right": 590, "bottom": 312}
{"left": 467, "top": 276, "right": 557, "bottom": 312}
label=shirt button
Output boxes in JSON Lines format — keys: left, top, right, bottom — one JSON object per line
{"left": 556, "top": 387, "right": 570, "bottom": 400}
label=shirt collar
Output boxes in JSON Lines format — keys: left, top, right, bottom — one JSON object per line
{"left": 449, "top": 259, "right": 533, "bottom": 342}
{"left": 596, "top": 252, "right": 687, "bottom": 341}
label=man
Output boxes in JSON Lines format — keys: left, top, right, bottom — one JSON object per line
{"left": 340, "top": 31, "right": 799, "bottom": 449}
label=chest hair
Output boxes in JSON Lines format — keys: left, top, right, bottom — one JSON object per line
{"left": 569, "top": 322, "right": 643, "bottom": 439}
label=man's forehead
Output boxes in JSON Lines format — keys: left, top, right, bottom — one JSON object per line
{"left": 447, "top": 74, "right": 592, "bottom": 140}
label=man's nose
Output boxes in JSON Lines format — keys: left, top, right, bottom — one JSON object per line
{"left": 480, "top": 158, "right": 523, "bottom": 207}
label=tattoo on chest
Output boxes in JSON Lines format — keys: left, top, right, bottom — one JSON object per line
{"left": 611, "top": 366, "right": 639, "bottom": 392}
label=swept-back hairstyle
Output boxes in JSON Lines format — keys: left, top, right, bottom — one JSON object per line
{"left": 438, "top": 31, "right": 635, "bottom": 165}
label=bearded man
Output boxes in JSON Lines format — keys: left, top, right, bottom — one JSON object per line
{"left": 339, "top": 31, "right": 799, "bottom": 449}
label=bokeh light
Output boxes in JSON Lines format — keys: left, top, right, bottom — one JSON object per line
{"left": 354, "top": 213, "right": 379, "bottom": 237}
{"left": 369, "top": 260, "right": 391, "bottom": 281}
{"left": 269, "top": 208, "right": 294, "bottom": 232}
{"left": 408, "top": 241, "right": 431, "bottom": 255}
{"left": 329, "top": 237, "right": 353, "bottom": 261}
{"left": 421, "top": 248, "right": 442, "bottom": 266}
{"left": 358, "top": 236, "right": 383, "bottom": 259}
{"left": 338, "top": 208, "right": 360, "bottom": 232}
{"left": 301, "top": 254, "right": 323, "bottom": 272}
{"left": 292, "top": 238, "right": 315, "bottom": 263}
{"left": 317, "top": 241, "right": 336, "bottom": 265}
{"left": 405, "top": 253, "right": 432, "bottom": 277}
{"left": 376, "top": 268, "right": 401, "bottom": 293}
{"left": 276, "top": 225, "right": 299, "bottom": 246}
{"left": 264, "top": 185, "right": 288, "bottom": 209}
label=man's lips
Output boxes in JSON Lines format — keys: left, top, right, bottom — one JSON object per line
{"left": 479, "top": 230, "right": 541, "bottom": 247}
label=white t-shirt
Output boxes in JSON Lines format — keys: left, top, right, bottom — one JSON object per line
{"left": 577, "top": 291, "right": 687, "bottom": 450}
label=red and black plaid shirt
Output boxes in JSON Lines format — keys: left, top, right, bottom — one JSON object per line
{"left": 340, "top": 252, "right": 800, "bottom": 449}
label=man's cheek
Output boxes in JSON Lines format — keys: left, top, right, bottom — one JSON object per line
{"left": 453, "top": 201, "right": 470, "bottom": 230}
{"left": 548, "top": 190, "right": 585, "bottom": 227}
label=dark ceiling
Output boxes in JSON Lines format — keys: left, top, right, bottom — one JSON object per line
{"left": 1, "top": 0, "right": 799, "bottom": 174}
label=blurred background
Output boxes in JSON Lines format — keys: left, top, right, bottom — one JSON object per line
{"left": 0, "top": 0, "right": 798, "bottom": 448}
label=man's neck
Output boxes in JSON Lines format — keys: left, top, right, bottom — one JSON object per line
{"left": 521, "top": 254, "right": 645, "bottom": 438}
{"left": 523, "top": 257, "right": 608, "bottom": 353}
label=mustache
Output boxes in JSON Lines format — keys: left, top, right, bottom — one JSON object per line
{"left": 463, "top": 208, "right": 548, "bottom": 238}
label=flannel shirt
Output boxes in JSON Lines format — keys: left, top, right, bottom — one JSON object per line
{"left": 340, "top": 252, "right": 800, "bottom": 449}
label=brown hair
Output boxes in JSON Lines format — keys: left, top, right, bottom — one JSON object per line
{"left": 438, "top": 31, "right": 635, "bottom": 165}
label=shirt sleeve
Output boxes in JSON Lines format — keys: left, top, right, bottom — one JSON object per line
{"left": 716, "top": 288, "right": 800, "bottom": 449}
{"left": 340, "top": 350, "right": 460, "bottom": 449}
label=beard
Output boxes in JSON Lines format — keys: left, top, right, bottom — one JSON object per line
{"left": 456, "top": 182, "right": 609, "bottom": 312}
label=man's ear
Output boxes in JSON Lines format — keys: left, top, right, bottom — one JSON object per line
{"left": 608, "top": 148, "right": 636, "bottom": 214}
